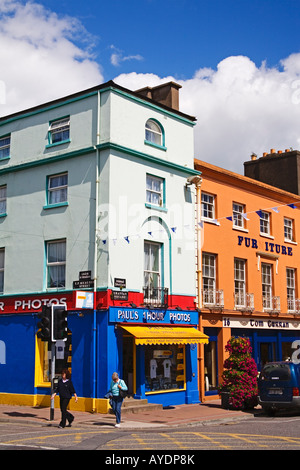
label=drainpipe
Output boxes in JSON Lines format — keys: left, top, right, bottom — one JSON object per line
{"left": 193, "top": 177, "right": 204, "bottom": 403}
{"left": 92, "top": 91, "right": 101, "bottom": 412}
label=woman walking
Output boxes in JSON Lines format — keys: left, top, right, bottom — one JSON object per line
{"left": 51, "top": 369, "right": 78, "bottom": 428}
{"left": 109, "top": 372, "right": 127, "bottom": 427}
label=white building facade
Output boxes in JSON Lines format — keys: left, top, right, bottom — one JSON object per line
{"left": 0, "top": 81, "right": 208, "bottom": 411}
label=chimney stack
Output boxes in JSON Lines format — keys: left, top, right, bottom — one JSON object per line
{"left": 135, "top": 82, "right": 182, "bottom": 111}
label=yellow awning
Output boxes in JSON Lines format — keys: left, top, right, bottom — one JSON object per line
{"left": 119, "top": 325, "right": 209, "bottom": 345}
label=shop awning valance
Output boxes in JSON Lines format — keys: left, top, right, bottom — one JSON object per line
{"left": 119, "top": 325, "right": 209, "bottom": 345}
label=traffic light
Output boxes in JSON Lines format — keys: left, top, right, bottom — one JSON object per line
{"left": 52, "top": 304, "right": 68, "bottom": 341}
{"left": 37, "top": 306, "right": 51, "bottom": 341}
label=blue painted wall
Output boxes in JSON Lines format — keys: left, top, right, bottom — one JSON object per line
{"left": 0, "top": 314, "right": 35, "bottom": 394}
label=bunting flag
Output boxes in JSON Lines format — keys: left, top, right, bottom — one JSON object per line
{"left": 97, "top": 199, "right": 300, "bottom": 245}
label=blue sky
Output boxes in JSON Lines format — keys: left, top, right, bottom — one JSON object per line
{"left": 1, "top": 0, "right": 300, "bottom": 172}
{"left": 33, "top": 0, "right": 300, "bottom": 80}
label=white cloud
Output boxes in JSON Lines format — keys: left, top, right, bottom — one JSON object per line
{"left": 114, "top": 56, "right": 300, "bottom": 174}
{"left": 1, "top": 1, "right": 300, "bottom": 176}
{"left": 0, "top": 0, "right": 103, "bottom": 115}
{"left": 110, "top": 45, "right": 143, "bottom": 67}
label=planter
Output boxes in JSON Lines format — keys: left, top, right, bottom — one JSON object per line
{"left": 221, "top": 391, "right": 231, "bottom": 410}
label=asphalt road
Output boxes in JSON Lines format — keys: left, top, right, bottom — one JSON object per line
{"left": 1, "top": 412, "right": 300, "bottom": 452}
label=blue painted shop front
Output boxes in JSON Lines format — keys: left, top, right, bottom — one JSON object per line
{"left": 100, "top": 307, "right": 206, "bottom": 406}
{"left": 0, "top": 306, "right": 206, "bottom": 408}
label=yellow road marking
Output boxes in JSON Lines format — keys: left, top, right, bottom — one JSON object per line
{"left": 191, "top": 432, "right": 232, "bottom": 450}
{"left": 5, "top": 429, "right": 112, "bottom": 445}
{"left": 131, "top": 433, "right": 153, "bottom": 450}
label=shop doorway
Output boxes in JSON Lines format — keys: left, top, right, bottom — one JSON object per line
{"left": 258, "top": 341, "right": 276, "bottom": 369}
{"left": 123, "top": 336, "right": 134, "bottom": 395}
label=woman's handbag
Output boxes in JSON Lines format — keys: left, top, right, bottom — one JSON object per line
{"left": 119, "top": 379, "right": 128, "bottom": 398}
{"left": 119, "top": 389, "right": 127, "bottom": 398}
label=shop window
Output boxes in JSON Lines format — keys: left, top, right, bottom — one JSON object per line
{"left": 145, "top": 344, "right": 185, "bottom": 393}
{"left": 35, "top": 331, "right": 72, "bottom": 387}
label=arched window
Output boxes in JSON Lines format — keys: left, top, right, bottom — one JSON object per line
{"left": 145, "top": 119, "right": 164, "bottom": 147}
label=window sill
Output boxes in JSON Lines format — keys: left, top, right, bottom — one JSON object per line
{"left": 144, "top": 140, "right": 167, "bottom": 151}
{"left": 43, "top": 202, "right": 68, "bottom": 210}
{"left": 232, "top": 226, "right": 248, "bottom": 233}
{"left": 260, "top": 232, "right": 274, "bottom": 240}
{"left": 45, "top": 139, "right": 71, "bottom": 149}
{"left": 0, "top": 156, "right": 10, "bottom": 162}
{"left": 284, "top": 239, "right": 297, "bottom": 245}
{"left": 0, "top": 212, "right": 7, "bottom": 218}
{"left": 145, "top": 203, "right": 168, "bottom": 212}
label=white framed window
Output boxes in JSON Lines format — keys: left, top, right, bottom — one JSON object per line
{"left": 46, "top": 240, "right": 66, "bottom": 289}
{"left": 201, "top": 192, "right": 215, "bottom": 220}
{"left": 0, "top": 248, "right": 4, "bottom": 294}
{"left": 202, "top": 253, "right": 216, "bottom": 304}
{"left": 233, "top": 202, "right": 245, "bottom": 228}
{"left": 287, "top": 268, "right": 296, "bottom": 311}
{"left": 145, "top": 119, "right": 163, "bottom": 146}
{"left": 48, "top": 117, "right": 70, "bottom": 145}
{"left": 146, "top": 174, "right": 164, "bottom": 207}
{"left": 234, "top": 258, "right": 246, "bottom": 306}
{"left": 260, "top": 211, "right": 270, "bottom": 235}
{"left": 47, "top": 173, "right": 68, "bottom": 205}
{"left": 0, "top": 185, "right": 6, "bottom": 215}
{"left": 0, "top": 135, "right": 10, "bottom": 159}
{"left": 284, "top": 217, "right": 294, "bottom": 242}
{"left": 262, "top": 263, "right": 272, "bottom": 309}
{"left": 144, "top": 241, "right": 161, "bottom": 288}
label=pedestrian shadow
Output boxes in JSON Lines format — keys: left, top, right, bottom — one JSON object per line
{"left": 4, "top": 411, "right": 48, "bottom": 421}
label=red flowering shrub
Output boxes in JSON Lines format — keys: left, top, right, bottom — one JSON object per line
{"left": 219, "top": 337, "right": 258, "bottom": 410}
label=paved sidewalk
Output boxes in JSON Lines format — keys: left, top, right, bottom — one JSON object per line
{"left": 0, "top": 399, "right": 258, "bottom": 429}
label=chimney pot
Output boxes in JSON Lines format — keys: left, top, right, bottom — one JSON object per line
{"left": 263, "top": 152, "right": 268, "bottom": 157}
{"left": 270, "top": 149, "right": 276, "bottom": 154}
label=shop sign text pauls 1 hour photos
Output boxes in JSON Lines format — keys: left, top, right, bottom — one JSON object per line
{"left": 109, "top": 307, "right": 196, "bottom": 324}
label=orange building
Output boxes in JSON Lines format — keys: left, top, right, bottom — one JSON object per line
{"left": 195, "top": 159, "right": 300, "bottom": 401}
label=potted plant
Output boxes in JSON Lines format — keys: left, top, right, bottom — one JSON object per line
{"left": 218, "top": 336, "right": 258, "bottom": 410}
